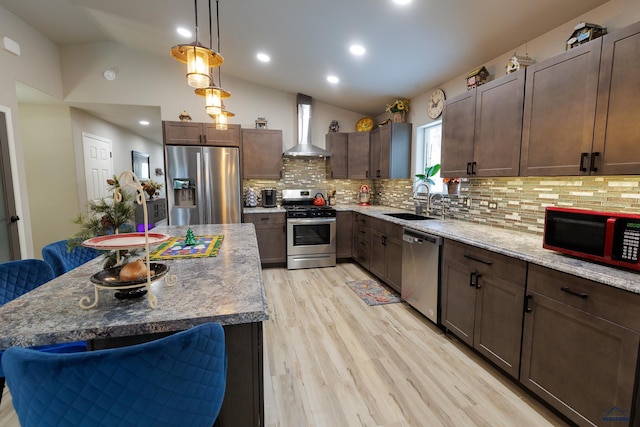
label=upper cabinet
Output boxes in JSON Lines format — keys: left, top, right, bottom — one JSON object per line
{"left": 242, "top": 129, "right": 283, "bottom": 179}
{"left": 163, "top": 121, "right": 240, "bottom": 147}
{"left": 326, "top": 132, "right": 370, "bottom": 179}
{"left": 326, "top": 132, "right": 348, "bottom": 179}
{"left": 441, "top": 70, "right": 525, "bottom": 178}
{"left": 520, "top": 41, "right": 602, "bottom": 176}
{"left": 348, "top": 132, "right": 371, "bottom": 179}
{"left": 370, "top": 123, "right": 411, "bottom": 179}
{"left": 593, "top": 20, "right": 640, "bottom": 175}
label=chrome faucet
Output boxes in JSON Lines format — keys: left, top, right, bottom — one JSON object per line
{"left": 429, "top": 193, "right": 446, "bottom": 219}
{"left": 413, "top": 182, "right": 430, "bottom": 214}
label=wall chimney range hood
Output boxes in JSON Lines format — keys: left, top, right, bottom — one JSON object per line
{"left": 283, "top": 93, "right": 331, "bottom": 158}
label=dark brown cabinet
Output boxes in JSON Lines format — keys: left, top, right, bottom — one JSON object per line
{"left": 521, "top": 264, "right": 640, "bottom": 426}
{"left": 520, "top": 40, "right": 602, "bottom": 176}
{"left": 441, "top": 70, "right": 524, "bottom": 178}
{"left": 369, "top": 123, "right": 411, "bottom": 179}
{"left": 352, "top": 212, "right": 370, "bottom": 269}
{"left": 326, "top": 132, "right": 348, "bottom": 179}
{"left": 347, "top": 132, "right": 371, "bottom": 179}
{"left": 163, "top": 121, "right": 241, "bottom": 147}
{"left": 242, "top": 129, "right": 283, "bottom": 179}
{"left": 369, "top": 218, "right": 403, "bottom": 292}
{"left": 244, "top": 212, "right": 286, "bottom": 264}
{"left": 326, "top": 132, "right": 371, "bottom": 179}
{"left": 593, "top": 20, "right": 640, "bottom": 175}
{"left": 441, "top": 239, "right": 527, "bottom": 379}
{"left": 336, "top": 211, "right": 353, "bottom": 259}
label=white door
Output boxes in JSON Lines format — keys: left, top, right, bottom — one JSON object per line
{"left": 82, "top": 133, "right": 113, "bottom": 201}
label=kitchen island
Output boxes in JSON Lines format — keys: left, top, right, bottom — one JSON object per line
{"left": 0, "top": 223, "right": 268, "bottom": 427}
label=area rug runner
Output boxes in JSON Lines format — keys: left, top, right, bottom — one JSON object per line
{"left": 149, "top": 235, "right": 223, "bottom": 260}
{"left": 345, "top": 279, "right": 403, "bottom": 306}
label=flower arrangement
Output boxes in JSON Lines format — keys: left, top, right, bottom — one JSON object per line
{"left": 443, "top": 178, "right": 461, "bottom": 184}
{"left": 143, "top": 179, "right": 163, "bottom": 199}
{"left": 386, "top": 99, "right": 410, "bottom": 113}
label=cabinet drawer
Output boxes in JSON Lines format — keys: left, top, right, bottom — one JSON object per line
{"left": 527, "top": 264, "right": 640, "bottom": 332}
{"left": 445, "top": 239, "right": 526, "bottom": 285}
{"left": 244, "top": 212, "right": 285, "bottom": 226}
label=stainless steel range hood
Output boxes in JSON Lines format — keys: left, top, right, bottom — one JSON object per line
{"left": 283, "top": 93, "right": 331, "bottom": 158}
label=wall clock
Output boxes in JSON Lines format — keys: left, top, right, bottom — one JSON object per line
{"left": 427, "top": 88, "right": 446, "bottom": 119}
{"left": 356, "top": 117, "right": 374, "bottom": 132}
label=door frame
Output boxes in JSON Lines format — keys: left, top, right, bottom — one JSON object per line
{"left": 0, "top": 106, "right": 27, "bottom": 259}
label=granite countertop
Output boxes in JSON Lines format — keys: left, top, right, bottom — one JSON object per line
{"left": 0, "top": 223, "right": 269, "bottom": 349}
{"left": 346, "top": 205, "right": 640, "bottom": 295}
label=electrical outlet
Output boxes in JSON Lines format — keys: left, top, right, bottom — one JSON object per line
{"left": 465, "top": 198, "right": 472, "bottom": 207}
{"left": 488, "top": 201, "right": 498, "bottom": 210}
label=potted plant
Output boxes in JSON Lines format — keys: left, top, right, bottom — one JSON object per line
{"left": 443, "top": 177, "right": 461, "bottom": 195}
{"left": 415, "top": 163, "right": 441, "bottom": 189}
{"left": 69, "top": 176, "right": 138, "bottom": 268}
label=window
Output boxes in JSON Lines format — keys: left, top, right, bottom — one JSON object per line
{"left": 415, "top": 121, "right": 442, "bottom": 193}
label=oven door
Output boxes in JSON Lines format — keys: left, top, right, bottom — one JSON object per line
{"left": 287, "top": 217, "right": 336, "bottom": 255}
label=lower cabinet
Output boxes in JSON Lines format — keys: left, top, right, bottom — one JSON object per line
{"left": 521, "top": 264, "right": 640, "bottom": 426}
{"left": 352, "top": 212, "right": 370, "bottom": 269}
{"left": 336, "top": 211, "right": 353, "bottom": 259}
{"left": 369, "top": 218, "right": 403, "bottom": 292}
{"left": 441, "top": 239, "right": 527, "bottom": 379}
{"left": 243, "top": 212, "right": 286, "bottom": 264}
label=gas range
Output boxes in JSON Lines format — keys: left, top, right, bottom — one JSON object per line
{"left": 281, "top": 189, "right": 336, "bottom": 219}
{"left": 282, "top": 189, "right": 337, "bottom": 270}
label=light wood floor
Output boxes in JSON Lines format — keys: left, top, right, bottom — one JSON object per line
{"left": 1, "top": 263, "right": 568, "bottom": 427}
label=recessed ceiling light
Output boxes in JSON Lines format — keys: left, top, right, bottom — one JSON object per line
{"left": 139, "top": 120, "right": 150, "bottom": 126}
{"left": 349, "top": 45, "right": 366, "bottom": 56}
{"left": 327, "top": 75, "right": 339, "bottom": 84}
{"left": 393, "top": 0, "right": 411, "bottom": 4}
{"left": 256, "top": 52, "right": 271, "bottom": 63}
{"left": 176, "top": 27, "right": 192, "bottom": 38}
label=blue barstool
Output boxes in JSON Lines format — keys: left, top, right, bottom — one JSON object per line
{"left": 42, "top": 239, "right": 100, "bottom": 277}
{"left": 3, "top": 323, "right": 227, "bottom": 427}
{"left": 0, "top": 259, "right": 87, "bottom": 406}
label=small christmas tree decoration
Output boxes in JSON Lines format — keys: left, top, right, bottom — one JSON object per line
{"left": 185, "top": 228, "right": 197, "bottom": 246}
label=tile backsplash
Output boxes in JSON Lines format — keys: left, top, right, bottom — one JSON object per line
{"left": 244, "top": 158, "right": 640, "bottom": 236}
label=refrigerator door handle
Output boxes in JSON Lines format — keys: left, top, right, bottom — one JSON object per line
{"left": 196, "top": 151, "right": 205, "bottom": 223}
{"left": 203, "top": 150, "right": 213, "bottom": 223}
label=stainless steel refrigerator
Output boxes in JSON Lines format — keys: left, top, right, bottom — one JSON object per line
{"left": 165, "top": 145, "right": 242, "bottom": 225}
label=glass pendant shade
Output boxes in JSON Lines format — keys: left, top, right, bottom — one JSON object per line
{"left": 186, "top": 45, "right": 211, "bottom": 88}
{"left": 170, "top": 44, "right": 224, "bottom": 88}
{"left": 215, "top": 112, "right": 228, "bottom": 130}
{"left": 195, "top": 84, "right": 231, "bottom": 116}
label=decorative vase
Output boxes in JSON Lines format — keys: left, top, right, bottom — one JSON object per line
{"left": 145, "top": 187, "right": 156, "bottom": 200}
{"left": 393, "top": 111, "right": 405, "bottom": 123}
{"left": 446, "top": 182, "right": 460, "bottom": 195}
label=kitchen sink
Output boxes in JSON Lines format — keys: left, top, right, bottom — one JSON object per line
{"left": 383, "top": 212, "right": 435, "bottom": 220}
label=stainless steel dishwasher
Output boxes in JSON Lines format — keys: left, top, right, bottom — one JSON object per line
{"left": 401, "top": 228, "right": 443, "bottom": 324}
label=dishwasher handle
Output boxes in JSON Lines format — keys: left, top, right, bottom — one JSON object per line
{"left": 402, "top": 228, "right": 443, "bottom": 245}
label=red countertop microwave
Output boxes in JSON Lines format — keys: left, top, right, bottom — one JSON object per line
{"left": 543, "top": 207, "right": 640, "bottom": 271}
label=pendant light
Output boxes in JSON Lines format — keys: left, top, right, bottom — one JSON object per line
{"left": 170, "top": 0, "right": 223, "bottom": 88}
{"left": 212, "top": 103, "right": 235, "bottom": 130}
{"left": 196, "top": 0, "right": 233, "bottom": 121}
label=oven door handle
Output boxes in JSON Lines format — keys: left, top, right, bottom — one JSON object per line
{"left": 287, "top": 218, "right": 336, "bottom": 225}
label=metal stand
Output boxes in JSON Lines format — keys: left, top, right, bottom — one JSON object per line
{"left": 79, "top": 171, "right": 177, "bottom": 309}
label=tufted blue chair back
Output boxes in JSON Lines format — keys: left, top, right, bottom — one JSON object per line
{"left": 0, "top": 259, "right": 87, "bottom": 405}
{"left": 42, "top": 240, "right": 100, "bottom": 277}
{"left": 0, "top": 259, "right": 54, "bottom": 306}
{"left": 2, "top": 323, "right": 227, "bottom": 427}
